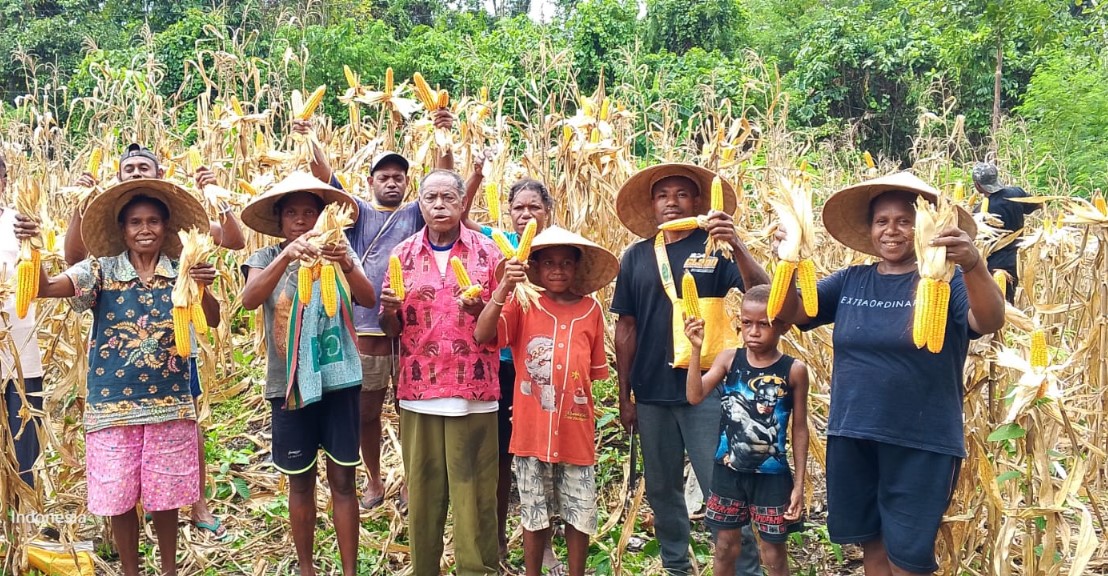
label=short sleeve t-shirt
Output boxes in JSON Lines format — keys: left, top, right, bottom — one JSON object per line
{"left": 0, "top": 209, "right": 43, "bottom": 380}
{"left": 717, "top": 352, "right": 796, "bottom": 474}
{"left": 800, "top": 264, "right": 974, "bottom": 458}
{"left": 243, "top": 243, "right": 358, "bottom": 399}
{"left": 342, "top": 195, "right": 424, "bottom": 336}
{"left": 609, "top": 229, "right": 745, "bottom": 405}
{"left": 498, "top": 294, "right": 609, "bottom": 466}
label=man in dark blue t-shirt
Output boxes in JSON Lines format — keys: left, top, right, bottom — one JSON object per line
{"left": 971, "top": 162, "right": 1040, "bottom": 302}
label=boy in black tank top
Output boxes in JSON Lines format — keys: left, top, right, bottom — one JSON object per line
{"left": 684, "top": 284, "right": 811, "bottom": 576}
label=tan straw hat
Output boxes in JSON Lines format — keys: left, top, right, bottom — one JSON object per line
{"left": 82, "top": 178, "right": 208, "bottom": 258}
{"left": 496, "top": 226, "right": 619, "bottom": 295}
{"left": 616, "top": 163, "right": 737, "bottom": 238}
{"left": 823, "top": 171, "right": 977, "bottom": 257}
{"left": 241, "top": 171, "right": 360, "bottom": 238}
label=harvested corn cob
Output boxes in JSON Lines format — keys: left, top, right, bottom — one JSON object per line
{"left": 170, "top": 229, "right": 216, "bottom": 356}
{"left": 320, "top": 263, "right": 338, "bottom": 317}
{"left": 491, "top": 230, "right": 515, "bottom": 259}
{"left": 993, "top": 269, "right": 1008, "bottom": 300}
{"left": 485, "top": 183, "right": 501, "bottom": 224}
{"left": 296, "top": 86, "right": 327, "bottom": 120}
{"left": 87, "top": 147, "right": 102, "bottom": 176}
{"left": 657, "top": 217, "right": 701, "bottom": 232}
{"left": 912, "top": 196, "right": 958, "bottom": 353}
{"left": 681, "top": 272, "right": 700, "bottom": 320}
{"left": 516, "top": 220, "right": 537, "bottom": 261}
{"left": 389, "top": 255, "right": 406, "bottom": 299}
{"left": 1030, "top": 328, "right": 1048, "bottom": 370}
{"left": 14, "top": 180, "right": 43, "bottom": 319}
{"left": 450, "top": 256, "right": 472, "bottom": 288}
{"left": 703, "top": 176, "right": 734, "bottom": 259}
{"left": 766, "top": 176, "right": 816, "bottom": 320}
{"left": 1094, "top": 192, "right": 1107, "bottom": 217}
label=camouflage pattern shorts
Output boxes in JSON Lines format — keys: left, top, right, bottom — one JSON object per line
{"left": 514, "top": 456, "right": 598, "bottom": 535}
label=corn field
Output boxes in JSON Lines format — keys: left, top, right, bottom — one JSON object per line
{"left": 1, "top": 27, "right": 1107, "bottom": 576}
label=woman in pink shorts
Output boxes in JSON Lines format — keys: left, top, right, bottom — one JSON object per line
{"left": 25, "top": 178, "right": 218, "bottom": 576}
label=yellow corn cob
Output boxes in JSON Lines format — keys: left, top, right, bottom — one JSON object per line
{"left": 491, "top": 230, "right": 515, "bottom": 259}
{"left": 44, "top": 229, "right": 56, "bottom": 253}
{"left": 412, "top": 72, "right": 436, "bottom": 108}
{"left": 172, "top": 306, "right": 191, "bottom": 357}
{"left": 320, "top": 263, "right": 338, "bottom": 317}
{"left": 344, "top": 65, "right": 357, "bottom": 88}
{"left": 952, "top": 181, "right": 964, "bottom": 202}
{"left": 993, "top": 269, "right": 1008, "bottom": 300}
{"left": 335, "top": 172, "right": 351, "bottom": 191}
{"left": 927, "top": 279, "right": 950, "bottom": 353}
{"left": 298, "top": 265, "right": 313, "bottom": 304}
{"left": 461, "top": 284, "right": 483, "bottom": 299}
{"left": 388, "top": 255, "right": 405, "bottom": 299}
{"left": 450, "top": 256, "right": 472, "bottom": 288}
{"left": 112, "top": 158, "right": 120, "bottom": 174}
{"left": 230, "top": 94, "right": 245, "bottom": 117}
{"left": 980, "top": 195, "right": 989, "bottom": 214}
{"left": 188, "top": 148, "right": 202, "bottom": 174}
{"left": 798, "top": 159, "right": 808, "bottom": 173}
{"left": 485, "top": 183, "right": 501, "bottom": 220}
{"left": 164, "top": 163, "right": 176, "bottom": 179}
{"left": 255, "top": 130, "right": 266, "bottom": 149}
{"left": 563, "top": 125, "right": 573, "bottom": 145}
{"left": 710, "top": 176, "right": 723, "bottom": 212}
{"left": 516, "top": 220, "right": 537, "bottom": 261}
{"left": 767, "top": 260, "right": 796, "bottom": 321}
{"left": 796, "top": 258, "right": 818, "bottom": 317}
{"left": 15, "top": 256, "right": 36, "bottom": 319}
{"left": 191, "top": 302, "right": 208, "bottom": 336}
{"left": 437, "top": 89, "right": 449, "bottom": 109}
{"left": 1030, "top": 328, "right": 1048, "bottom": 369}
{"left": 1094, "top": 192, "right": 1107, "bottom": 216}
{"left": 863, "top": 151, "right": 875, "bottom": 169}
{"left": 657, "top": 217, "right": 700, "bottom": 232}
{"left": 912, "top": 278, "right": 931, "bottom": 349}
{"left": 599, "top": 97, "right": 611, "bottom": 121}
{"left": 480, "top": 86, "right": 489, "bottom": 102}
{"left": 87, "top": 147, "right": 102, "bottom": 175}
{"left": 681, "top": 272, "right": 700, "bottom": 320}
{"left": 298, "top": 86, "right": 326, "bottom": 120}
{"left": 385, "top": 67, "right": 394, "bottom": 94}
{"left": 590, "top": 128, "right": 600, "bottom": 143}
{"left": 579, "top": 96, "right": 594, "bottom": 117}
{"left": 238, "top": 179, "right": 257, "bottom": 195}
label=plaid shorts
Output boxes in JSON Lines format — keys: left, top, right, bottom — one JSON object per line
{"left": 514, "top": 456, "right": 597, "bottom": 535}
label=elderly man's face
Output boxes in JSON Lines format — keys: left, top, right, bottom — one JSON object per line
{"left": 418, "top": 173, "right": 464, "bottom": 235}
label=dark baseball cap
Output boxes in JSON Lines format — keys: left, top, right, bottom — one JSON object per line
{"left": 119, "top": 143, "right": 160, "bottom": 170}
{"left": 369, "top": 152, "right": 409, "bottom": 174}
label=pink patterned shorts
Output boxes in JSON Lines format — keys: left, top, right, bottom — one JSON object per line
{"left": 85, "top": 419, "right": 199, "bottom": 516}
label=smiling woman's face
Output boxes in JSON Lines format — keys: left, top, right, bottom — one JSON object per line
{"left": 869, "top": 191, "right": 917, "bottom": 265}
{"left": 120, "top": 200, "right": 168, "bottom": 256}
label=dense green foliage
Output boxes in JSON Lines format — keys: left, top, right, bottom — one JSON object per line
{"left": 1, "top": 0, "right": 1106, "bottom": 191}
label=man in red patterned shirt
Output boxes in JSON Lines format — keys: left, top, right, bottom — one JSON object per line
{"left": 380, "top": 169, "right": 501, "bottom": 576}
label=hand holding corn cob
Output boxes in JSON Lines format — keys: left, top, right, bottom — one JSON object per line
{"left": 912, "top": 196, "right": 958, "bottom": 353}
{"left": 296, "top": 202, "right": 356, "bottom": 317}
{"left": 170, "top": 229, "right": 217, "bottom": 356}
{"left": 766, "top": 176, "right": 817, "bottom": 321}
{"left": 12, "top": 180, "right": 45, "bottom": 319}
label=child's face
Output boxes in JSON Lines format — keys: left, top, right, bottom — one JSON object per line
{"left": 278, "top": 193, "right": 322, "bottom": 241}
{"left": 532, "top": 246, "right": 579, "bottom": 294}
{"left": 739, "top": 300, "right": 783, "bottom": 353}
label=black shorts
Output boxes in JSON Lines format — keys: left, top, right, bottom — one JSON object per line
{"left": 269, "top": 385, "right": 362, "bottom": 475}
{"left": 704, "top": 464, "right": 803, "bottom": 542}
{"left": 497, "top": 360, "right": 515, "bottom": 456}
{"left": 826, "top": 436, "right": 962, "bottom": 573}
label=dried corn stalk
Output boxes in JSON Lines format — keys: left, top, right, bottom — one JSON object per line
{"left": 170, "top": 229, "right": 216, "bottom": 356}
{"left": 912, "top": 196, "right": 957, "bottom": 353}
{"left": 766, "top": 176, "right": 816, "bottom": 320}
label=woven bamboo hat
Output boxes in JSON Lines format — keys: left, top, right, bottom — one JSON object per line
{"left": 822, "top": 171, "right": 976, "bottom": 257}
{"left": 241, "top": 171, "right": 359, "bottom": 238}
{"left": 616, "top": 163, "right": 737, "bottom": 238}
{"left": 496, "top": 226, "right": 619, "bottom": 295}
{"left": 82, "top": 178, "right": 208, "bottom": 258}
